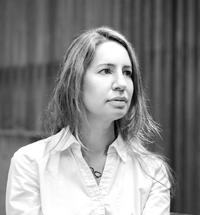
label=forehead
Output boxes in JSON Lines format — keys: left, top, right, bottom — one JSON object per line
{"left": 91, "top": 41, "right": 132, "bottom": 67}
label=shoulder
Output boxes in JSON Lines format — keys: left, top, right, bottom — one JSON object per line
{"left": 12, "top": 129, "right": 64, "bottom": 162}
{"left": 142, "top": 155, "right": 168, "bottom": 176}
{"left": 136, "top": 154, "right": 171, "bottom": 188}
{"left": 127, "top": 143, "right": 170, "bottom": 181}
{"left": 127, "top": 139, "right": 169, "bottom": 178}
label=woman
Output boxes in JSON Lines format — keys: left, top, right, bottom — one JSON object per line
{"left": 6, "top": 27, "right": 171, "bottom": 215}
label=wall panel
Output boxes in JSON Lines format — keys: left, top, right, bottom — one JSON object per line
{"left": 0, "top": 0, "right": 199, "bottom": 214}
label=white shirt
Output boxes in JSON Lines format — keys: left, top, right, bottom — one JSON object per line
{"left": 6, "top": 127, "right": 170, "bottom": 215}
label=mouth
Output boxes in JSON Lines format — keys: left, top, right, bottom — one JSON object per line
{"left": 108, "top": 97, "right": 128, "bottom": 103}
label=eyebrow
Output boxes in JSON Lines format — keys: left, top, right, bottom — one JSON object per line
{"left": 97, "top": 63, "right": 132, "bottom": 69}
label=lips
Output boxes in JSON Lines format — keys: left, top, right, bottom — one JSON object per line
{"left": 108, "top": 96, "right": 128, "bottom": 103}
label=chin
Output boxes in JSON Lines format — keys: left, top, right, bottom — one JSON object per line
{"left": 111, "top": 111, "right": 127, "bottom": 121}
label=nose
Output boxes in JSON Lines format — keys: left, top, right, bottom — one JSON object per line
{"left": 112, "top": 71, "right": 127, "bottom": 91}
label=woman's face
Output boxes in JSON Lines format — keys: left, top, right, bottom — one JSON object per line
{"left": 82, "top": 41, "right": 134, "bottom": 123}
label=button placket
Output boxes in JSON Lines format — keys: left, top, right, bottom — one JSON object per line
{"left": 71, "top": 146, "right": 101, "bottom": 199}
{"left": 99, "top": 151, "right": 119, "bottom": 197}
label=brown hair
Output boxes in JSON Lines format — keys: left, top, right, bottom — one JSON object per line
{"left": 45, "top": 26, "right": 174, "bottom": 193}
{"left": 45, "top": 26, "right": 158, "bottom": 143}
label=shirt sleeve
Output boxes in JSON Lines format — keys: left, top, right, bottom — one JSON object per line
{"left": 142, "top": 162, "right": 171, "bottom": 215}
{"left": 6, "top": 149, "right": 42, "bottom": 215}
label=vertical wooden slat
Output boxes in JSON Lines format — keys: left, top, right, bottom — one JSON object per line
{"left": 147, "top": 1, "right": 155, "bottom": 108}
{"left": 185, "top": 0, "right": 196, "bottom": 212}
{"left": 161, "top": 0, "right": 173, "bottom": 158}
{"left": 196, "top": 0, "right": 200, "bottom": 213}
{"left": 10, "top": 1, "right": 18, "bottom": 65}
{"left": 84, "top": 0, "right": 106, "bottom": 29}
{"left": 35, "top": 0, "right": 49, "bottom": 64}
{"left": 47, "top": 0, "right": 57, "bottom": 62}
{"left": 73, "top": 0, "right": 85, "bottom": 34}
{"left": 0, "top": 69, "right": 7, "bottom": 127}
{"left": 84, "top": 0, "right": 95, "bottom": 28}
{"left": 181, "top": 0, "right": 188, "bottom": 211}
{"left": 18, "top": 67, "right": 27, "bottom": 130}
{"left": 13, "top": 0, "right": 27, "bottom": 66}
{"left": 101, "top": 0, "right": 113, "bottom": 27}
{"left": 26, "top": 0, "right": 37, "bottom": 65}
{"left": 4, "top": 0, "right": 12, "bottom": 67}
{"left": 4, "top": 69, "right": 12, "bottom": 129}
{"left": 3, "top": 0, "right": 26, "bottom": 66}
{"left": 54, "top": 0, "right": 69, "bottom": 59}
{"left": 35, "top": 65, "right": 47, "bottom": 131}
{"left": 62, "top": 0, "right": 76, "bottom": 50}
{"left": 112, "top": 0, "right": 121, "bottom": 30}
{"left": 0, "top": 0, "right": 6, "bottom": 67}
{"left": 12, "top": 68, "right": 19, "bottom": 129}
{"left": 174, "top": 0, "right": 185, "bottom": 210}
{"left": 131, "top": 0, "right": 142, "bottom": 54}
{"left": 143, "top": 0, "right": 152, "bottom": 93}
{"left": 24, "top": 66, "right": 31, "bottom": 130}
{"left": 121, "top": 0, "right": 131, "bottom": 40}
{"left": 0, "top": 70, "right": 3, "bottom": 125}
{"left": 137, "top": 0, "right": 145, "bottom": 71}
{"left": 152, "top": 0, "right": 163, "bottom": 123}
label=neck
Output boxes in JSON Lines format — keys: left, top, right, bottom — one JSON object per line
{"left": 78, "top": 119, "right": 116, "bottom": 184}
{"left": 79, "top": 120, "right": 116, "bottom": 156}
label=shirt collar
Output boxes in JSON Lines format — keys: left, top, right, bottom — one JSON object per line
{"left": 46, "top": 127, "right": 80, "bottom": 153}
{"left": 46, "top": 127, "right": 128, "bottom": 162}
{"left": 109, "top": 134, "right": 128, "bottom": 162}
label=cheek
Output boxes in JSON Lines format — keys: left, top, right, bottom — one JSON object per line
{"left": 83, "top": 79, "right": 98, "bottom": 98}
{"left": 82, "top": 77, "right": 102, "bottom": 109}
{"left": 128, "top": 80, "right": 134, "bottom": 97}
{"left": 83, "top": 74, "right": 109, "bottom": 99}
{"left": 129, "top": 82, "right": 137, "bottom": 107}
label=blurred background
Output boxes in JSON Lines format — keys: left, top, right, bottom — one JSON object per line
{"left": 0, "top": 0, "right": 199, "bottom": 214}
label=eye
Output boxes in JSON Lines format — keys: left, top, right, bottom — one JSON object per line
{"left": 123, "top": 70, "right": 132, "bottom": 77}
{"left": 99, "top": 68, "right": 112, "bottom": 75}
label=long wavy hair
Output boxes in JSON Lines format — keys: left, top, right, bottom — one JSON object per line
{"left": 46, "top": 27, "right": 157, "bottom": 142}
{"left": 44, "top": 26, "right": 174, "bottom": 192}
